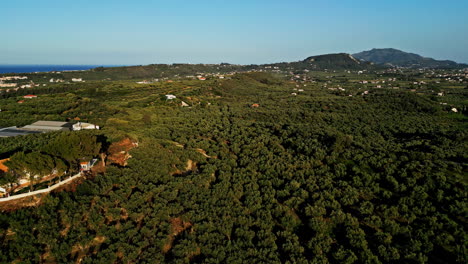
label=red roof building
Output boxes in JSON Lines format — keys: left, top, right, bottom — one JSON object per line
{"left": 23, "top": 95, "right": 37, "bottom": 99}
{"left": 0, "top": 158, "right": 9, "bottom": 173}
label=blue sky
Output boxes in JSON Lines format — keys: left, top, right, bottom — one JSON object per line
{"left": 1, "top": 0, "right": 467, "bottom": 65}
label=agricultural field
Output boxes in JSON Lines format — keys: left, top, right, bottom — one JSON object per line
{"left": 0, "top": 70, "right": 466, "bottom": 263}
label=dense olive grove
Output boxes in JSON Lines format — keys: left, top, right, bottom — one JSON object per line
{"left": 0, "top": 72, "right": 466, "bottom": 263}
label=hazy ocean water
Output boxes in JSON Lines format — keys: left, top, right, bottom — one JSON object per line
{"left": 0, "top": 65, "right": 111, "bottom": 74}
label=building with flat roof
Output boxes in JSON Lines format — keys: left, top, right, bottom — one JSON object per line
{"left": 0, "top": 120, "right": 99, "bottom": 137}
{"left": 20, "top": 121, "right": 73, "bottom": 132}
{"left": 0, "top": 127, "right": 42, "bottom": 137}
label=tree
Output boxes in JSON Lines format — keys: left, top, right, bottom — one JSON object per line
{"left": 44, "top": 132, "right": 101, "bottom": 170}
{"left": 5, "top": 151, "right": 56, "bottom": 190}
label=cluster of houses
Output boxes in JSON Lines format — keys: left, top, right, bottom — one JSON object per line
{"left": 0, "top": 76, "right": 28, "bottom": 81}
{"left": 0, "top": 83, "right": 17, "bottom": 88}
{"left": 0, "top": 76, "right": 29, "bottom": 88}
{"left": 135, "top": 74, "right": 228, "bottom": 84}
{"left": 0, "top": 83, "right": 45, "bottom": 92}
{"left": 49, "top": 78, "right": 64, "bottom": 83}
{"left": 0, "top": 120, "right": 99, "bottom": 138}
{"left": 432, "top": 72, "right": 467, "bottom": 83}
{"left": 165, "top": 94, "right": 191, "bottom": 107}
{"left": 50, "top": 78, "right": 83, "bottom": 83}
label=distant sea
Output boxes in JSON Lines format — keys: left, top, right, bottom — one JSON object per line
{"left": 0, "top": 65, "right": 115, "bottom": 74}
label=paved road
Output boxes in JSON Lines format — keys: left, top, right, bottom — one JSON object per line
{"left": 0, "top": 172, "right": 83, "bottom": 202}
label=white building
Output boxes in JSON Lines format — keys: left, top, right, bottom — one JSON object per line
{"left": 80, "top": 161, "right": 91, "bottom": 171}
{"left": 72, "top": 122, "right": 100, "bottom": 131}
{"left": 0, "top": 83, "right": 17, "bottom": 88}
{"left": 80, "top": 159, "right": 98, "bottom": 171}
{"left": 165, "top": 94, "right": 177, "bottom": 100}
{"left": 0, "top": 76, "right": 27, "bottom": 81}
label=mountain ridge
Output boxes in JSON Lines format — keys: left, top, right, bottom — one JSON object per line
{"left": 353, "top": 48, "right": 467, "bottom": 69}
{"left": 1, "top": 49, "right": 465, "bottom": 78}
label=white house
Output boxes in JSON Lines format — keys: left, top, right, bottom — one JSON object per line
{"left": 80, "top": 159, "right": 98, "bottom": 172}
{"left": 80, "top": 161, "right": 91, "bottom": 171}
{"left": 165, "top": 94, "right": 177, "bottom": 100}
{"left": 72, "top": 78, "right": 83, "bottom": 82}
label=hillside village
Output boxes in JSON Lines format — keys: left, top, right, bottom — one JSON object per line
{"left": 0, "top": 74, "right": 85, "bottom": 91}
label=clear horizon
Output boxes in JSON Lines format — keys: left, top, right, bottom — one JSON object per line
{"left": 2, "top": 0, "right": 468, "bottom": 65}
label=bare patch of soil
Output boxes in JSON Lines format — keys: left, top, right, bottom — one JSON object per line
{"left": 107, "top": 138, "right": 138, "bottom": 166}
{"left": 162, "top": 217, "right": 193, "bottom": 254}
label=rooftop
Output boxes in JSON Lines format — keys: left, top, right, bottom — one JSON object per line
{"left": 20, "top": 125, "right": 70, "bottom": 132}
{"left": 20, "top": 121, "right": 73, "bottom": 132}
{"left": 30, "top": 121, "right": 70, "bottom": 127}
{"left": 0, "top": 127, "right": 42, "bottom": 137}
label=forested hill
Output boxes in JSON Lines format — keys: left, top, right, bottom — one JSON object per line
{"left": 353, "top": 48, "right": 468, "bottom": 69}
{"left": 260, "top": 53, "right": 379, "bottom": 72}
{"left": 302, "top": 53, "right": 375, "bottom": 69}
